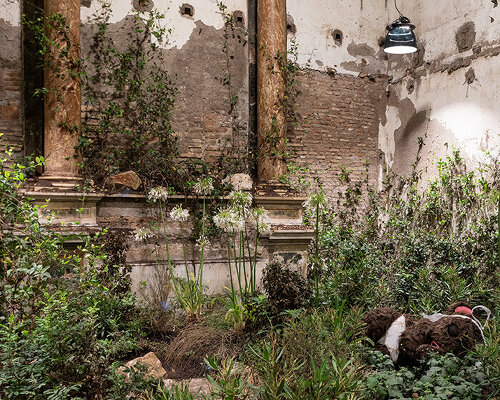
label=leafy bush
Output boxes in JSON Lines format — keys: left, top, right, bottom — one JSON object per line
{"left": 0, "top": 278, "right": 146, "bottom": 399}
{"left": 0, "top": 151, "right": 158, "bottom": 398}
{"left": 0, "top": 151, "right": 67, "bottom": 322}
{"left": 244, "top": 335, "right": 364, "bottom": 400}
{"left": 279, "top": 306, "right": 365, "bottom": 373}
{"left": 318, "top": 149, "right": 500, "bottom": 314}
{"left": 262, "top": 260, "right": 311, "bottom": 316}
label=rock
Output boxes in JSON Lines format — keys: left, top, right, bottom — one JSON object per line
{"left": 109, "top": 170, "right": 142, "bottom": 190}
{"left": 118, "top": 352, "right": 166, "bottom": 380}
{"left": 224, "top": 173, "right": 253, "bottom": 191}
{"left": 162, "top": 377, "right": 211, "bottom": 396}
{"left": 188, "top": 377, "right": 211, "bottom": 395}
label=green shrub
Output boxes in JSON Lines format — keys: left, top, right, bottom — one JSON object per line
{"left": 0, "top": 150, "right": 158, "bottom": 398}
{"left": 262, "top": 260, "right": 311, "bottom": 316}
{"left": 317, "top": 150, "right": 500, "bottom": 313}
{"left": 245, "top": 334, "right": 364, "bottom": 400}
{"left": 280, "top": 306, "right": 365, "bottom": 372}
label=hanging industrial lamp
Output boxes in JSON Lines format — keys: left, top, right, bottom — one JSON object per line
{"left": 384, "top": 0, "right": 417, "bottom": 54}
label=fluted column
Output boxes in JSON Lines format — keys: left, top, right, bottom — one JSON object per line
{"left": 257, "top": 0, "right": 287, "bottom": 182}
{"left": 41, "top": 0, "right": 81, "bottom": 184}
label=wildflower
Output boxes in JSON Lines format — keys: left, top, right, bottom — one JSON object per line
{"left": 193, "top": 177, "right": 214, "bottom": 196}
{"left": 148, "top": 186, "right": 169, "bottom": 202}
{"left": 228, "top": 190, "right": 252, "bottom": 211}
{"left": 249, "top": 207, "right": 271, "bottom": 235}
{"left": 170, "top": 205, "right": 189, "bottom": 222}
{"left": 214, "top": 206, "right": 245, "bottom": 233}
{"left": 303, "top": 190, "right": 328, "bottom": 213}
{"left": 134, "top": 227, "right": 154, "bottom": 241}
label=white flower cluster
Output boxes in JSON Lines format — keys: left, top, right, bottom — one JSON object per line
{"left": 195, "top": 235, "right": 210, "bottom": 251}
{"left": 250, "top": 207, "right": 271, "bottom": 235}
{"left": 170, "top": 205, "right": 189, "bottom": 222}
{"left": 194, "top": 177, "right": 214, "bottom": 196}
{"left": 213, "top": 206, "right": 245, "bottom": 233}
{"left": 228, "top": 190, "right": 252, "bottom": 211}
{"left": 134, "top": 227, "right": 155, "bottom": 241}
{"left": 148, "top": 186, "right": 169, "bottom": 202}
{"left": 303, "top": 191, "right": 328, "bottom": 213}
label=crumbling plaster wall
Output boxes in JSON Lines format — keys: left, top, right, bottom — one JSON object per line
{"left": 286, "top": 0, "right": 388, "bottom": 75}
{"left": 286, "top": 0, "right": 499, "bottom": 189}
{"left": 0, "top": 0, "right": 23, "bottom": 158}
{"left": 382, "top": 0, "right": 500, "bottom": 179}
{"left": 81, "top": 0, "right": 249, "bottom": 169}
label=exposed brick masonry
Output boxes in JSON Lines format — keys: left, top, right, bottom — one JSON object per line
{"left": 287, "top": 70, "right": 385, "bottom": 199}
{"left": 0, "top": 21, "right": 23, "bottom": 158}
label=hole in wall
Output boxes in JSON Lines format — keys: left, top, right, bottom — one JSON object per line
{"left": 133, "top": 0, "right": 154, "bottom": 12}
{"left": 332, "top": 29, "right": 343, "bottom": 46}
{"left": 233, "top": 10, "right": 245, "bottom": 28}
{"left": 286, "top": 14, "right": 296, "bottom": 34}
{"left": 180, "top": 3, "right": 194, "bottom": 17}
{"left": 455, "top": 21, "right": 476, "bottom": 53}
{"left": 407, "top": 79, "right": 415, "bottom": 94}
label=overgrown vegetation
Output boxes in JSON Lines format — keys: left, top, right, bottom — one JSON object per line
{"left": 2, "top": 137, "right": 498, "bottom": 399}
{"left": 0, "top": 150, "right": 160, "bottom": 399}
{"left": 319, "top": 148, "right": 499, "bottom": 314}
{"left": 140, "top": 146, "right": 499, "bottom": 400}
{"left": 80, "top": 2, "right": 180, "bottom": 190}
{"left": 5, "top": 1, "right": 499, "bottom": 399}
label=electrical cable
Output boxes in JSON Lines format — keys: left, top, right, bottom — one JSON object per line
{"left": 394, "top": 0, "right": 403, "bottom": 16}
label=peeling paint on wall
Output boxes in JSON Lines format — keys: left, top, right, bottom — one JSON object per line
{"left": 0, "top": 0, "right": 21, "bottom": 27}
{"left": 81, "top": 0, "right": 246, "bottom": 50}
{"left": 286, "top": 0, "right": 388, "bottom": 75}
{"left": 455, "top": 21, "right": 476, "bottom": 53}
{"left": 377, "top": 0, "right": 500, "bottom": 179}
{"left": 81, "top": 6, "right": 249, "bottom": 167}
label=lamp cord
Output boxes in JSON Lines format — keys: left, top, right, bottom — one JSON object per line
{"left": 394, "top": 0, "right": 403, "bottom": 16}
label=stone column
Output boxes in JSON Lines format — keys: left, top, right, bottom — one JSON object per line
{"left": 257, "top": 0, "right": 287, "bottom": 182}
{"left": 40, "top": 0, "right": 81, "bottom": 185}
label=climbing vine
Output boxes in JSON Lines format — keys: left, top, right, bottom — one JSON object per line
{"left": 79, "top": 2, "right": 179, "bottom": 190}
{"left": 216, "top": 2, "right": 249, "bottom": 178}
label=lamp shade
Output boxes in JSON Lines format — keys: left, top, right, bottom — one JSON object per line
{"left": 384, "top": 16, "right": 417, "bottom": 54}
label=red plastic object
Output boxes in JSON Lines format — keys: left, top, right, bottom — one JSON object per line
{"left": 454, "top": 306, "right": 472, "bottom": 315}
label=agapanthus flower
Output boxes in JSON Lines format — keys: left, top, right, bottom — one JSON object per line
{"left": 148, "top": 186, "right": 169, "bottom": 202}
{"left": 249, "top": 207, "right": 271, "bottom": 235}
{"left": 303, "top": 191, "right": 328, "bottom": 213}
{"left": 193, "top": 177, "right": 214, "bottom": 196}
{"left": 228, "top": 190, "right": 252, "bottom": 211}
{"left": 134, "top": 227, "right": 155, "bottom": 241}
{"left": 170, "top": 205, "right": 189, "bottom": 222}
{"left": 195, "top": 235, "right": 210, "bottom": 252}
{"left": 214, "top": 206, "right": 245, "bottom": 233}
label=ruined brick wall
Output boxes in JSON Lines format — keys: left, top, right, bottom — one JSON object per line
{"left": 0, "top": 16, "right": 23, "bottom": 158}
{"left": 287, "top": 69, "right": 385, "bottom": 198}
{"left": 80, "top": 1, "right": 250, "bottom": 182}
{"left": 163, "top": 21, "right": 249, "bottom": 172}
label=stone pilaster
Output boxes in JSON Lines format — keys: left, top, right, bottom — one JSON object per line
{"left": 257, "top": 0, "right": 287, "bottom": 182}
{"left": 39, "top": 0, "right": 81, "bottom": 187}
